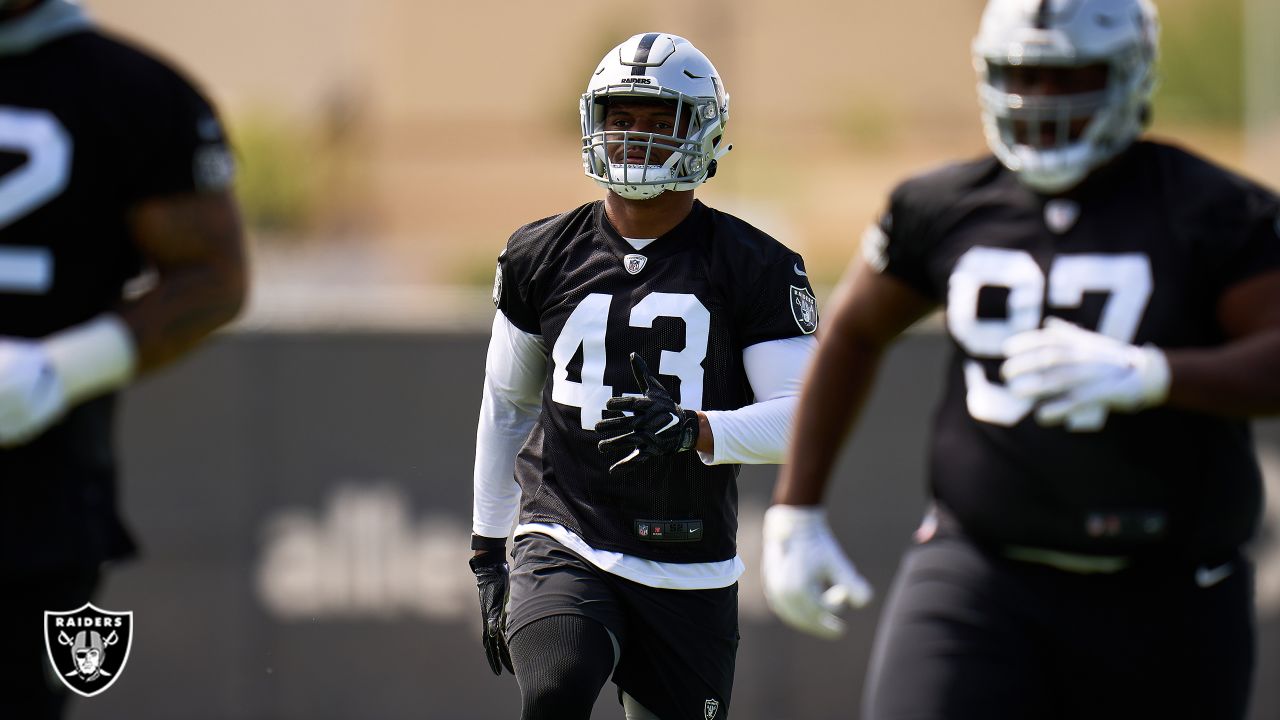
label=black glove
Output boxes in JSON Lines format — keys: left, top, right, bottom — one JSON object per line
{"left": 594, "top": 353, "right": 700, "bottom": 474}
{"left": 469, "top": 550, "right": 514, "bottom": 675}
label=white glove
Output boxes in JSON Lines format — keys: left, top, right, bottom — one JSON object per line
{"left": 0, "top": 339, "right": 68, "bottom": 447}
{"left": 1001, "top": 317, "right": 1170, "bottom": 430}
{"left": 0, "top": 315, "right": 135, "bottom": 448}
{"left": 762, "top": 504, "right": 873, "bottom": 640}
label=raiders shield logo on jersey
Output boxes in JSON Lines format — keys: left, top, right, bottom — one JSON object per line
{"left": 1044, "top": 199, "right": 1081, "bottom": 234}
{"left": 705, "top": 698, "right": 720, "bottom": 719}
{"left": 491, "top": 262, "right": 503, "bottom": 307}
{"left": 623, "top": 253, "right": 648, "bottom": 275}
{"left": 790, "top": 285, "right": 818, "bottom": 334}
{"left": 44, "top": 604, "right": 134, "bottom": 697}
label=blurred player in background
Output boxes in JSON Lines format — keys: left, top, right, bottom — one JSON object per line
{"left": 470, "top": 32, "right": 820, "bottom": 720}
{"left": 0, "top": 1, "right": 247, "bottom": 716}
{"left": 761, "top": 0, "right": 1280, "bottom": 717}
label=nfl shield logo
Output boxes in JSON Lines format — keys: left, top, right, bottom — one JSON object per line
{"left": 44, "top": 603, "right": 134, "bottom": 697}
{"left": 623, "top": 254, "right": 648, "bottom": 275}
{"left": 1043, "top": 198, "right": 1080, "bottom": 234}
{"left": 790, "top": 285, "right": 818, "bottom": 334}
{"left": 704, "top": 698, "right": 720, "bottom": 719}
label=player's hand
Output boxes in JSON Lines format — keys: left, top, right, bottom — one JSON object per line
{"left": 1001, "top": 318, "right": 1170, "bottom": 428}
{"left": 762, "top": 504, "right": 873, "bottom": 640}
{"left": 594, "top": 353, "right": 700, "bottom": 474}
{"left": 469, "top": 551, "right": 514, "bottom": 675}
{"left": 0, "top": 338, "right": 68, "bottom": 448}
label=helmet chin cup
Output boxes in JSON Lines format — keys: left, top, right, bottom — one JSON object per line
{"left": 606, "top": 163, "right": 676, "bottom": 200}
{"left": 1010, "top": 144, "right": 1093, "bottom": 194}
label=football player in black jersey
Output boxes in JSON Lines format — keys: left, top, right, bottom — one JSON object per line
{"left": 762, "top": 0, "right": 1280, "bottom": 718}
{"left": 469, "top": 33, "right": 831, "bottom": 720}
{"left": 0, "top": 1, "right": 246, "bottom": 717}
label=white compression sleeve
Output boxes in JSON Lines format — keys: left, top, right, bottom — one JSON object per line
{"left": 472, "top": 312, "right": 546, "bottom": 538}
{"left": 699, "top": 335, "right": 816, "bottom": 465}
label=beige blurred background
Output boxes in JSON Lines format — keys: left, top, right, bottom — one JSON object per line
{"left": 86, "top": 0, "right": 1279, "bottom": 325}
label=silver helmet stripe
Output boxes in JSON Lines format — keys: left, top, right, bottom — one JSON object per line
{"left": 1035, "top": 0, "right": 1053, "bottom": 29}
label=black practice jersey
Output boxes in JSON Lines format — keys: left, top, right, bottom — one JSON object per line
{"left": 873, "top": 141, "right": 1280, "bottom": 559}
{"left": 496, "top": 200, "right": 817, "bottom": 562}
{"left": 0, "top": 17, "right": 232, "bottom": 571}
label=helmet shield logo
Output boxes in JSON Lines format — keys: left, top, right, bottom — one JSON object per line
{"left": 44, "top": 603, "right": 133, "bottom": 697}
{"left": 790, "top": 286, "right": 818, "bottom": 335}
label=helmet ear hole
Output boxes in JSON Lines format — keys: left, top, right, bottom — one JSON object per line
{"left": 706, "top": 159, "right": 718, "bottom": 180}
{"left": 1139, "top": 103, "right": 1152, "bottom": 128}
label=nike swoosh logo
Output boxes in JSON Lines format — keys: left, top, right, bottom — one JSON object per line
{"left": 657, "top": 413, "right": 680, "bottom": 434}
{"left": 793, "top": 263, "right": 807, "bottom": 277}
{"left": 1195, "top": 562, "right": 1234, "bottom": 588}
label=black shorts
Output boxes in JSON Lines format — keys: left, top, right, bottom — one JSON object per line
{"left": 506, "top": 533, "right": 739, "bottom": 720}
{"left": 864, "top": 531, "right": 1254, "bottom": 720}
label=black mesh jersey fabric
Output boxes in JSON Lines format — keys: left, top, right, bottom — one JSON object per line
{"left": 874, "top": 141, "right": 1280, "bottom": 559}
{"left": 495, "top": 200, "right": 816, "bottom": 562}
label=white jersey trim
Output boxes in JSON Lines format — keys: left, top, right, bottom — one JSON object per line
{"left": 517, "top": 522, "right": 745, "bottom": 590}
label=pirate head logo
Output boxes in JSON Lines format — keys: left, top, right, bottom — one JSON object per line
{"left": 623, "top": 254, "right": 648, "bottom": 275}
{"left": 790, "top": 285, "right": 818, "bottom": 335}
{"left": 44, "top": 603, "right": 133, "bottom": 697}
{"left": 704, "top": 698, "right": 721, "bottom": 719}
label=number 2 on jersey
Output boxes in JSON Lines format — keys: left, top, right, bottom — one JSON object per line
{"left": 948, "top": 247, "right": 1152, "bottom": 431}
{"left": 0, "top": 107, "right": 72, "bottom": 294}
{"left": 552, "top": 292, "right": 710, "bottom": 429}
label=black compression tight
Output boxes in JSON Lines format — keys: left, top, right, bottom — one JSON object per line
{"left": 508, "top": 614, "right": 617, "bottom": 720}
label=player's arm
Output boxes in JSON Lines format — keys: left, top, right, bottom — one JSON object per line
{"left": 595, "top": 333, "right": 816, "bottom": 471}
{"left": 1000, "top": 270, "right": 1280, "bottom": 423}
{"left": 1163, "top": 269, "right": 1280, "bottom": 415}
{"left": 0, "top": 190, "right": 245, "bottom": 448}
{"left": 472, "top": 311, "right": 546, "bottom": 548}
{"left": 694, "top": 335, "right": 815, "bottom": 465}
{"left": 763, "top": 256, "right": 936, "bottom": 639}
{"left": 775, "top": 257, "right": 938, "bottom": 506}
{"left": 470, "top": 310, "right": 545, "bottom": 676}
{"left": 121, "top": 190, "right": 247, "bottom": 372}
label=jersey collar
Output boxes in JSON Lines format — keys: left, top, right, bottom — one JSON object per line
{"left": 594, "top": 199, "right": 710, "bottom": 262}
{"left": 0, "top": 0, "right": 93, "bottom": 57}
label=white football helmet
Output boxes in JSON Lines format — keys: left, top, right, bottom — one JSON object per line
{"left": 973, "top": 0, "right": 1159, "bottom": 193}
{"left": 581, "top": 33, "right": 731, "bottom": 200}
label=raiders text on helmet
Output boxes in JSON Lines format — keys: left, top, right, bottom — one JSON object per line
{"left": 581, "top": 33, "right": 731, "bottom": 200}
{"left": 973, "top": 0, "right": 1159, "bottom": 193}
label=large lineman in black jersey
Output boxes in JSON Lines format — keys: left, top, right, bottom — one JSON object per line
{"left": 0, "top": 2, "right": 246, "bottom": 718}
{"left": 497, "top": 200, "right": 815, "bottom": 563}
{"left": 872, "top": 142, "right": 1276, "bottom": 559}
{"left": 764, "top": 1, "right": 1280, "bottom": 719}
{"left": 470, "top": 33, "right": 822, "bottom": 720}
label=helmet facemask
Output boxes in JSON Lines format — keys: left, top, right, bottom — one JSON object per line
{"left": 582, "top": 85, "right": 725, "bottom": 200}
{"left": 973, "top": 0, "right": 1158, "bottom": 194}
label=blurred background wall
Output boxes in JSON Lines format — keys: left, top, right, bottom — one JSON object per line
{"left": 59, "top": 0, "right": 1280, "bottom": 718}
{"left": 89, "top": 0, "right": 1277, "bottom": 305}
